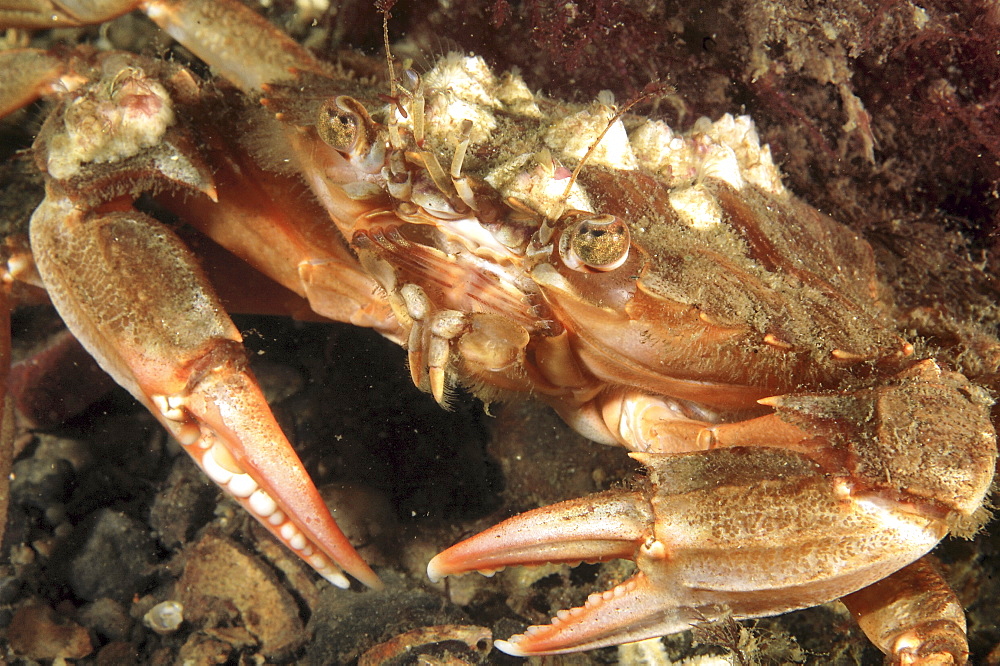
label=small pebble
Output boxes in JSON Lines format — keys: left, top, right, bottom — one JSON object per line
{"left": 10, "top": 458, "right": 75, "bottom": 510}
{"left": 79, "top": 598, "right": 132, "bottom": 642}
{"left": 143, "top": 600, "right": 184, "bottom": 634}
{"left": 68, "top": 509, "right": 156, "bottom": 602}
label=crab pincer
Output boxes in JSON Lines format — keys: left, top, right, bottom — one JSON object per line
{"left": 29, "top": 192, "right": 380, "bottom": 589}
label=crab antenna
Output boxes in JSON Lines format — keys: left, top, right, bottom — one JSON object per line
{"left": 556, "top": 84, "right": 668, "bottom": 220}
{"left": 377, "top": 1, "right": 398, "bottom": 98}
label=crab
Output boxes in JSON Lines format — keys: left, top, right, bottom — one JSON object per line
{"left": 0, "top": 0, "right": 997, "bottom": 662}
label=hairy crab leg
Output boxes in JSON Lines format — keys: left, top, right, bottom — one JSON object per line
{"left": 0, "top": 49, "right": 71, "bottom": 117}
{"left": 158, "top": 149, "right": 402, "bottom": 339}
{"left": 0, "top": 0, "right": 325, "bottom": 91}
{"left": 0, "top": 1, "right": 136, "bottom": 29}
{"left": 842, "top": 557, "right": 969, "bottom": 664}
{"left": 29, "top": 195, "right": 381, "bottom": 589}
{"left": 0, "top": 283, "right": 11, "bottom": 552}
{"left": 139, "top": 0, "right": 327, "bottom": 93}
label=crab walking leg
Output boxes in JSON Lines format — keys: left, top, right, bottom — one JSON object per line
{"left": 842, "top": 557, "right": 969, "bottom": 664}
{"left": 0, "top": 1, "right": 138, "bottom": 29}
{"left": 159, "top": 151, "right": 402, "bottom": 340}
{"left": 0, "top": 285, "right": 12, "bottom": 551}
{"left": 141, "top": 0, "right": 326, "bottom": 93}
{"left": 0, "top": 49, "right": 71, "bottom": 117}
{"left": 30, "top": 195, "right": 381, "bottom": 589}
{"left": 1, "top": 1, "right": 325, "bottom": 93}
{"left": 133, "top": 0, "right": 402, "bottom": 336}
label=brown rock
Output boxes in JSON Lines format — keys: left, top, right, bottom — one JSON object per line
{"left": 7, "top": 601, "right": 93, "bottom": 660}
{"left": 176, "top": 532, "right": 306, "bottom": 658}
{"left": 177, "top": 634, "right": 232, "bottom": 665}
{"left": 95, "top": 640, "right": 139, "bottom": 666}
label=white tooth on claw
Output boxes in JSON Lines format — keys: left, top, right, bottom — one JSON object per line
{"left": 151, "top": 394, "right": 187, "bottom": 421}
{"left": 280, "top": 522, "right": 307, "bottom": 551}
{"left": 197, "top": 432, "right": 214, "bottom": 449}
{"left": 289, "top": 532, "right": 307, "bottom": 551}
{"left": 227, "top": 473, "right": 258, "bottom": 498}
{"left": 280, "top": 522, "right": 296, "bottom": 539}
{"left": 201, "top": 445, "right": 234, "bottom": 485}
{"left": 207, "top": 441, "right": 243, "bottom": 472}
{"left": 175, "top": 422, "right": 201, "bottom": 446}
{"left": 248, "top": 489, "right": 278, "bottom": 518}
{"left": 268, "top": 509, "right": 285, "bottom": 526}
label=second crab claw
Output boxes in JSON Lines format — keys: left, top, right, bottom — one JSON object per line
{"left": 428, "top": 364, "right": 996, "bottom": 657}
{"left": 30, "top": 191, "right": 382, "bottom": 591}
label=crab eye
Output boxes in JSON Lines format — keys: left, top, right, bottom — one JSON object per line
{"left": 559, "top": 214, "right": 631, "bottom": 272}
{"left": 316, "top": 98, "right": 361, "bottom": 153}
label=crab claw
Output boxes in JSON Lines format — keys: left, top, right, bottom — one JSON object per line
{"left": 428, "top": 443, "right": 968, "bottom": 656}
{"left": 428, "top": 492, "right": 652, "bottom": 582}
{"left": 30, "top": 196, "right": 381, "bottom": 590}
{"left": 427, "top": 490, "right": 672, "bottom": 655}
{"left": 430, "top": 365, "right": 995, "bottom": 657}
{"left": 428, "top": 479, "right": 754, "bottom": 655}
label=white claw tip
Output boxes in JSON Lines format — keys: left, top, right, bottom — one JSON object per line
{"left": 494, "top": 639, "right": 528, "bottom": 657}
{"left": 323, "top": 570, "right": 351, "bottom": 589}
